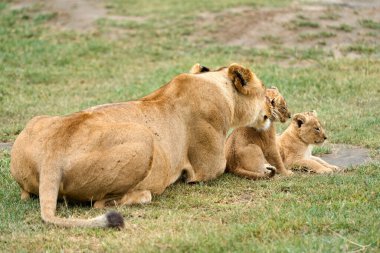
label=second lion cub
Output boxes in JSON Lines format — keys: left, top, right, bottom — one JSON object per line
{"left": 225, "top": 87, "right": 293, "bottom": 179}
{"left": 278, "top": 111, "right": 340, "bottom": 173}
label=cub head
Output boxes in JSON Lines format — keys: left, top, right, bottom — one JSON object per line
{"left": 292, "top": 111, "right": 327, "bottom": 145}
{"left": 266, "top": 87, "right": 291, "bottom": 123}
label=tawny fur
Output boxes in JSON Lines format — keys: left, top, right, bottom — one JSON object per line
{"left": 225, "top": 87, "right": 293, "bottom": 180}
{"left": 11, "top": 63, "right": 267, "bottom": 228}
{"left": 277, "top": 111, "right": 341, "bottom": 173}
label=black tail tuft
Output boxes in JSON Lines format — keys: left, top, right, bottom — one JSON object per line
{"left": 266, "top": 166, "right": 276, "bottom": 178}
{"left": 106, "top": 211, "right": 124, "bottom": 229}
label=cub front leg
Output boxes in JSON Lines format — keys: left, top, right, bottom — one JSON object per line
{"left": 232, "top": 144, "right": 276, "bottom": 179}
{"left": 264, "top": 147, "right": 293, "bottom": 176}
{"left": 310, "top": 156, "right": 341, "bottom": 171}
{"left": 293, "top": 159, "right": 333, "bottom": 174}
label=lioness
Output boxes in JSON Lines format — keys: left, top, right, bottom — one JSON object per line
{"left": 11, "top": 63, "right": 267, "bottom": 228}
{"left": 224, "top": 87, "right": 293, "bottom": 180}
{"left": 278, "top": 111, "right": 340, "bottom": 173}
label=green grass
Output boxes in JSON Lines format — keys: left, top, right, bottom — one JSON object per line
{"left": 1, "top": 152, "right": 379, "bottom": 252}
{"left": 286, "top": 19, "right": 320, "bottom": 30}
{"left": 298, "top": 31, "right": 336, "bottom": 41}
{"left": 312, "top": 145, "right": 332, "bottom": 156}
{"left": 319, "top": 12, "right": 340, "bottom": 21}
{"left": 1, "top": 0, "right": 380, "bottom": 252}
{"left": 359, "top": 19, "right": 380, "bottom": 30}
{"left": 344, "top": 44, "right": 378, "bottom": 54}
{"left": 261, "top": 35, "right": 282, "bottom": 44}
{"left": 329, "top": 23, "right": 354, "bottom": 32}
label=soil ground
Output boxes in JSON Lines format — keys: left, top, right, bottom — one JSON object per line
{"left": 193, "top": 0, "right": 380, "bottom": 59}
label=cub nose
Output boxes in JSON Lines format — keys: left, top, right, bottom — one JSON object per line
{"left": 324, "top": 136, "right": 327, "bottom": 140}
{"left": 288, "top": 113, "right": 291, "bottom": 118}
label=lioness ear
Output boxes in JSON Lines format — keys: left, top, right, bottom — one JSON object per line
{"left": 189, "top": 63, "right": 210, "bottom": 74}
{"left": 293, "top": 113, "right": 306, "bottom": 128}
{"left": 310, "top": 110, "right": 317, "bottom": 117}
{"left": 228, "top": 63, "right": 256, "bottom": 95}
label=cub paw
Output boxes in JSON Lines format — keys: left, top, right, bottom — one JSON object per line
{"left": 315, "top": 167, "right": 333, "bottom": 174}
{"left": 330, "top": 165, "right": 343, "bottom": 172}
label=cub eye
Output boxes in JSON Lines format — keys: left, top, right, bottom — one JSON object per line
{"left": 271, "top": 100, "right": 275, "bottom": 106}
{"left": 315, "top": 127, "right": 320, "bottom": 131}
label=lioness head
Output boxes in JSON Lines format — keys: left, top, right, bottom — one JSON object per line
{"left": 266, "top": 87, "right": 291, "bottom": 123}
{"left": 292, "top": 111, "right": 327, "bottom": 145}
{"left": 189, "top": 63, "right": 267, "bottom": 128}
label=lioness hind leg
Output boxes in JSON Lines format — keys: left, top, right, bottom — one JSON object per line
{"left": 118, "top": 190, "right": 152, "bottom": 206}
{"left": 93, "top": 191, "right": 152, "bottom": 208}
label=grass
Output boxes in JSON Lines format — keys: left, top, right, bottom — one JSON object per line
{"left": 298, "top": 31, "right": 336, "bottom": 41}
{"left": 261, "top": 35, "right": 282, "bottom": 44}
{"left": 319, "top": 12, "right": 340, "bottom": 21}
{"left": 1, "top": 0, "right": 380, "bottom": 252}
{"left": 329, "top": 24, "right": 354, "bottom": 32}
{"left": 359, "top": 19, "right": 380, "bottom": 30}
{"left": 285, "top": 19, "right": 320, "bottom": 30}
{"left": 312, "top": 145, "right": 332, "bottom": 156}
{"left": 344, "top": 44, "right": 378, "bottom": 54}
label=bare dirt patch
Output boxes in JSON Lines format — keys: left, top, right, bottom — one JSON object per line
{"left": 318, "top": 144, "right": 373, "bottom": 168}
{"left": 11, "top": 0, "right": 146, "bottom": 32}
{"left": 193, "top": 0, "right": 380, "bottom": 58}
{"left": 0, "top": 142, "right": 12, "bottom": 152}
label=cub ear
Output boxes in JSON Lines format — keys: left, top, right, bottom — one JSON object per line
{"left": 228, "top": 63, "right": 259, "bottom": 95}
{"left": 270, "top": 86, "right": 278, "bottom": 90}
{"left": 189, "top": 63, "right": 210, "bottom": 74}
{"left": 293, "top": 113, "right": 306, "bottom": 128}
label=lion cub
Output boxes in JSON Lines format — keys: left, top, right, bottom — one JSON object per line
{"left": 224, "top": 87, "right": 293, "bottom": 180}
{"left": 278, "top": 111, "right": 340, "bottom": 173}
